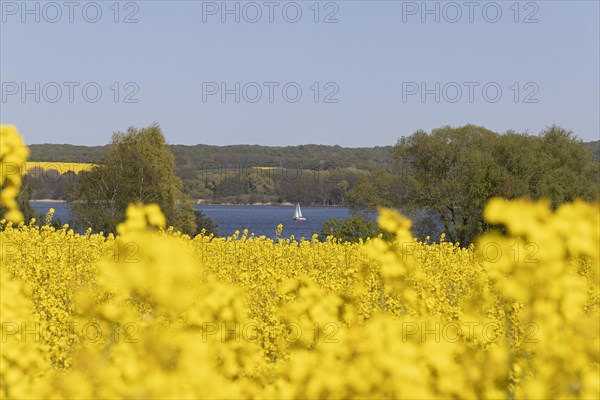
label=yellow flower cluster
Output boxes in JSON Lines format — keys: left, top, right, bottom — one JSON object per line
{"left": 1, "top": 129, "right": 598, "bottom": 399}
{"left": 480, "top": 197, "right": 600, "bottom": 399}
{"left": 116, "top": 203, "right": 167, "bottom": 235}
{"left": 0, "top": 125, "right": 29, "bottom": 223}
{"left": 24, "top": 162, "right": 94, "bottom": 175}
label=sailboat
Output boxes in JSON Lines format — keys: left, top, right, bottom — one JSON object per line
{"left": 293, "top": 203, "right": 306, "bottom": 221}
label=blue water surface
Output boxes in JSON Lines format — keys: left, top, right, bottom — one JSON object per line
{"left": 30, "top": 202, "right": 371, "bottom": 239}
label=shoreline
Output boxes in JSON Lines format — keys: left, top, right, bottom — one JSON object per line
{"left": 196, "top": 200, "right": 295, "bottom": 206}
{"left": 31, "top": 199, "right": 346, "bottom": 207}
{"left": 202, "top": 203, "right": 348, "bottom": 207}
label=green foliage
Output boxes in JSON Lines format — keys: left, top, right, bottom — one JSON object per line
{"left": 0, "top": 176, "right": 66, "bottom": 230}
{"left": 193, "top": 209, "right": 218, "bottom": 236}
{"left": 28, "top": 143, "right": 394, "bottom": 171}
{"left": 66, "top": 124, "right": 199, "bottom": 235}
{"left": 0, "top": 175, "right": 36, "bottom": 225}
{"left": 181, "top": 178, "right": 213, "bottom": 200}
{"left": 27, "top": 144, "right": 109, "bottom": 163}
{"left": 394, "top": 125, "right": 503, "bottom": 244}
{"left": 345, "top": 168, "right": 403, "bottom": 211}
{"left": 26, "top": 168, "right": 79, "bottom": 200}
{"left": 535, "top": 127, "right": 599, "bottom": 203}
{"left": 273, "top": 168, "right": 364, "bottom": 205}
{"left": 583, "top": 140, "right": 600, "bottom": 162}
{"left": 17, "top": 176, "right": 36, "bottom": 223}
{"left": 173, "top": 198, "right": 198, "bottom": 237}
{"left": 27, "top": 138, "right": 598, "bottom": 207}
{"left": 320, "top": 214, "right": 385, "bottom": 243}
{"left": 347, "top": 124, "right": 600, "bottom": 245}
{"left": 214, "top": 176, "right": 247, "bottom": 198}
{"left": 27, "top": 143, "right": 387, "bottom": 205}
{"left": 24, "top": 127, "right": 599, "bottom": 215}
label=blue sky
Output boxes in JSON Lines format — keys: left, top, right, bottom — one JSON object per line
{"left": 1, "top": 0, "right": 599, "bottom": 146}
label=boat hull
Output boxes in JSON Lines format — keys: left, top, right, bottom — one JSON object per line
{"left": 293, "top": 217, "right": 306, "bottom": 221}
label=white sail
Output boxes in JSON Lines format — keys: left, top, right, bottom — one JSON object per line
{"left": 294, "top": 204, "right": 302, "bottom": 218}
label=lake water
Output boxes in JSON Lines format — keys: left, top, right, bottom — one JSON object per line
{"left": 197, "top": 205, "right": 359, "bottom": 239}
{"left": 31, "top": 202, "right": 368, "bottom": 239}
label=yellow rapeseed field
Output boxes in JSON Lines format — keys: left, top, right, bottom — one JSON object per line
{"left": 1, "top": 125, "right": 599, "bottom": 399}
{"left": 24, "top": 162, "right": 94, "bottom": 175}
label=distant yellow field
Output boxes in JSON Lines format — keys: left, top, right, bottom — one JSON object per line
{"left": 24, "top": 162, "right": 95, "bottom": 174}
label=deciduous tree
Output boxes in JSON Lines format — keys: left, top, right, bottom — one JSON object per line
{"left": 67, "top": 124, "right": 200, "bottom": 235}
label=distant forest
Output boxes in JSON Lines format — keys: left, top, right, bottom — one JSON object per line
{"left": 24, "top": 139, "right": 600, "bottom": 205}
{"left": 585, "top": 140, "right": 600, "bottom": 161}
{"left": 28, "top": 143, "right": 394, "bottom": 171}
{"left": 26, "top": 143, "right": 393, "bottom": 204}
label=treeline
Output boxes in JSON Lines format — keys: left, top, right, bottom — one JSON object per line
{"left": 179, "top": 166, "right": 366, "bottom": 205}
{"left": 28, "top": 143, "right": 394, "bottom": 171}
{"left": 26, "top": 165, "right": 366, "bottom": 205}
{"left": 346, "top": 125, "right": 600, "bottom": 244}
{"left": 23, "top": 168, "right": 77, "bottom": 200}
{"left": 586, "top": 140, "right": 600, "bottom": 160}
{"left": 25, "top": 137, "right": 599, "bottom": 208}
{"left": 25, "top": 140, "right": 600, "bottom": 167}
{"left": 13, "top": 124, "right": 600, "bottom": 243}
{"left": 27, "top": 143, "right": 389, "bottom": 204}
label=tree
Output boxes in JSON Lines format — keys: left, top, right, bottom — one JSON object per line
{"left": 334, "top": 179, "right": 349, "bottom": 204}
{"left": 345, "top": 168, "right": 403, "bottom": 211}
{"left": 320, "top": 214, "right": 385, "bottom": 243}
{"left": 193, "top": 210, "right": 219, "bottom": 236}
{"left": 534, "top": 126, "right": 599, "bottom": 204}
{"left": 244, "top": 171, "right": 274, "bottom": 195}
{"left": 347, "top": 124, "right": 599, "bottom": 245}
{"left": 394, "top": 125, "right": 507, "bottom": 243}
{"left": 2, "top": 175, "right": 36, "bottom": 223}
{"left": 67, "top": 124, "right": 200, "bottom": 235}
